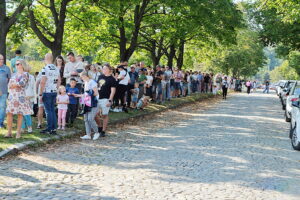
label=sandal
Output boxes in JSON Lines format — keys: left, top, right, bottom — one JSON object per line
{"left": 4, "top": 134, "right": 13, "bottom": 138}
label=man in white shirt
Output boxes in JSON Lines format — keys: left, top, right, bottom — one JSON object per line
{"left": 40, "top": 53, "right": 61, "bottom": 135}
{"left": 64, "top": 52, "right": 84, "bottom": 92}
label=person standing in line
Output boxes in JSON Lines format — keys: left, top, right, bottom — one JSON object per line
{"left": 54, "top": 56, "right": 66, "bottom": 86}
{"left": 0, "top": 54, "right": 11, "bottom": 129}
{"left": 10, "top": 50, "right": 22, "bottom": 73}
{"left": 95, "top": 64, "right": 117, "bottom": 138}
{"left": 246, "top": 80, "right": 251, "bottom": 94}
{"left": 222, "top": 76, "right": 229, "bottom": 100}
{"left": 66, "top": 78, "right": 80, "bottom": 126}
{"left": 204, "top": 73, "right": 210, "bottom": 93}
{"left": 77, "top": 72, "right": 99, "bottom": 140}
{"left": 57, "top": 86, "right": 69, "bottom": 130}
{"left": 164, "top": 66, "right": 172, "bottom": 101}
{"left": 263, "top": 80, "right": 270, "bottom": 94}
{"left": 5, "top": 60, "right": 33, "bottom": 138}
{"left": 127, "top": 66, "right": 138, "bottom": 108}
{"left": 39, "top": 53, "right": 61, "bottom": 135}
{"left": 21, "top": 64, "right": 36, "bottom": 133}
{"left": 64, "top": 52, "right": 84, "bottom": 91}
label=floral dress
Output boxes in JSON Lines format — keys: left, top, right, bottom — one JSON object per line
{"left": 6, "top": 72, "right": 33, "bottom": 115}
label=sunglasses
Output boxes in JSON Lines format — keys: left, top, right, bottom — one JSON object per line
{"left": 16, "top": 63, "right": 22, "bottom": 66}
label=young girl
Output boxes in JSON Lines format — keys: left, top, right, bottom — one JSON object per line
{"left": 131, "top": 82, "right": 140, "bottom": 108}
{"left": 57, "top": 86, "right": 69, "bottom": 130}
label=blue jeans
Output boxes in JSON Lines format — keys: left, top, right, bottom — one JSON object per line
{"left": 0, "top": 93, "right": 7, "bottom": 126}
{"left": 43, "top": 93, "right": 57, "bottom": 131}
{"left": 165, "top": 82, "right": 171, "bottom": 100}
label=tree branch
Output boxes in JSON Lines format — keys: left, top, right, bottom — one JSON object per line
{"left": 5, "top": 0, "right": 27, "bottom": 30}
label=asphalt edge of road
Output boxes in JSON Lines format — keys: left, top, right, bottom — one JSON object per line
{"left": 0, "top": 93, "right": 221, "bottom": 159}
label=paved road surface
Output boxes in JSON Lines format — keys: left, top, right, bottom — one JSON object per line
{"left": 1, "top": 92, "right": 300, "bottom": 200}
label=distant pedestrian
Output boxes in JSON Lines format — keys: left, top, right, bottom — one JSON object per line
{"left": 246, "top": 81, "right": 251, "bottom": 94}
{"left": 263, "top": 80, "right": 270, "bottom": 94}
{"left": 222, "top": 76, "right": 229, "bottom": 99}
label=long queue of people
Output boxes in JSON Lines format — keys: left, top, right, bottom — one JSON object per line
{"left": 0, "top": 50, "right": 232, "bottom": 140}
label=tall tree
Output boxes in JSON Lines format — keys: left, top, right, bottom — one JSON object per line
{"left": 0, "top": 0, "right": 28, "bottom": 62}
{"left": 27, "top": 0, "right": 72, "bottom": 59}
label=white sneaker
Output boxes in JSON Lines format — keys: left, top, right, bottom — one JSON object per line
{"left": 28, "top": 127, "right": 33, "bottom": 133}
{"left": 118, "top": 108, "right": 123, "bottom": 112}
{"left": 93, "top": 133, "right": 100, "bottom": 140}
{"left": 80, "top": 135, "right": 91, "bottom": 140}
{"left": 57, "top": 126, "right": 61, "bottom": 130}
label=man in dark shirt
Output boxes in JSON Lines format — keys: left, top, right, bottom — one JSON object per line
{"left": 204, "top": 73, "right": 210, "bottom": 93}
{"left": 263, "top": 80, "right": 270, "bottom": 94}
{"left": 95, "top": 64, "right": 117, "bottom": 137}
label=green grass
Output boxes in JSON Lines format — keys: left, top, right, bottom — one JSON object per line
{"left": 0, "top": 92, "right": 216, "bottom": 152}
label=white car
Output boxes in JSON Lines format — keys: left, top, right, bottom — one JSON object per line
{"left": 289, "top": 100, "right": 300, "bottom": 150}
{"left": 285, "top": 81, "right": 300, "bottom": 122}
{"left": 276, "top": 80, "right": 287, "bottom": 96}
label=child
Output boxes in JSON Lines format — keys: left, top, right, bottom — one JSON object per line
{"left": 57, "top": 86, "right": 69, "bottom": 130}
{"left": 213, "top": 85, "right": 218, "bottom": 95}
{"left": 131, "top": 82, "right": 139, "bottom": 108}
{"left": 66, "top": 78, "right": 80, "bottom": 126}
{"left": 137, "top": 96, "right": 150, "bottom": 110}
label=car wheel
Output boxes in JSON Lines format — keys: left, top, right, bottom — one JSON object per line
{"left": 285, "top": 110, "right": 291, "bottom": 122}
{"left": 291, "top": 124, "right": 300, "bottom": 150}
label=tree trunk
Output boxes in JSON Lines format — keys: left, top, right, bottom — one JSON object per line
{"left": 167, "top": 44, "right": 176, "bottom": 69}
{"left": 51, "top": 44, "right": 62, "bottom": 61}
{"left": 0, "top": 29, "right": 7, "bottom": 63}
{"left": 176, "top": 39, "right": 185, "bottom": 70}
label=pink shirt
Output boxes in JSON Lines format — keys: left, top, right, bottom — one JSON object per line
{"left": 57, "top": 94, "right": 69, "bottom": 110}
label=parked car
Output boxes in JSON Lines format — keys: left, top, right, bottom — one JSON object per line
{"left": 280, "top": 80, "right": 296, "bottom": 110}
{"left": 276, "top": 80, "right": 287, "bottom": 96}
{"left": 285, "top": 81, "right": 300, "bottom": 122}
{"left": 289, "top": 100, "right": 300, "bottom": 150}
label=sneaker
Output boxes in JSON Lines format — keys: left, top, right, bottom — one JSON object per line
{"left": 118, "top": 108, "right": 123, "bottom": 112}
{"left": 112, "top": 108, "right": 119, "bottom": 112}
{"left": 80, "top": 135, "right": 91, "bottom": 140}
{"left": 37, "top": 124, "right": 42, "bottom": 129}
{"left": 100, "top": 131, "right": 106, "bottom": 137}
{"left": 93, "top": 133, "right": 100, "bottom": 140}
{"left": 123, "top": 107, "right": 128, "bottom": 113}
{"left": 57, "top": 126, "right": 61, "bottom": 130}
{"left": 98, "top": 127, "right": 103, "bottom": 133}
{"left": 27, "top": 127, "right": 33, "bottom": 133}
{"left": 62, "top": 126, "right": 65, "bottom": 130}
{"left": 50, "top": 130, "right": 57, "bottom": 135}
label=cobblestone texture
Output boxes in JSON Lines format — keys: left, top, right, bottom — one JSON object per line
{"left": 0, "top": 92, "right": 300, "bottom": 200}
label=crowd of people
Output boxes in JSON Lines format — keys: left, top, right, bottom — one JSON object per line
{"left": 0, "top": 50, "right": 234, "bottom": 140}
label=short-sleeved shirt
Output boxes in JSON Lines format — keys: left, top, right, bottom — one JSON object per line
{"left": 57, "top": 94, "right": 69, "bottom": 110}
{"left": 97, "top": 75, "right": 117, "bottom": 99}
{"left": 138, "top": 74, "right": 147, "bottom": 86}
{"left": 41, "top": 64, "right": 60, "bottom": 93}
{"left": 66, "top": 87, "right": 80, "bottom": 104}
{"left": 129, "top": 71, "right": 138, "bottom": 85}
{"left": 84, "top": 79, "right": 98, "bottom": 92}
{"left": 0, "top": 64, "right": 11, "bottom": 95}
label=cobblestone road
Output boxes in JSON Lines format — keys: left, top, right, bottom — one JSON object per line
{"left": 1, "top": 92, "right": 300, "bottom": 200}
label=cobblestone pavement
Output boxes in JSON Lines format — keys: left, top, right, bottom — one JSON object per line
{"left": 1, "top": 92, "right": 300, "bottom": 200}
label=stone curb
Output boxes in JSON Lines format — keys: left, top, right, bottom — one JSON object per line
{"left": 0, "top": 93, "right": 217, "bottom": 159}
